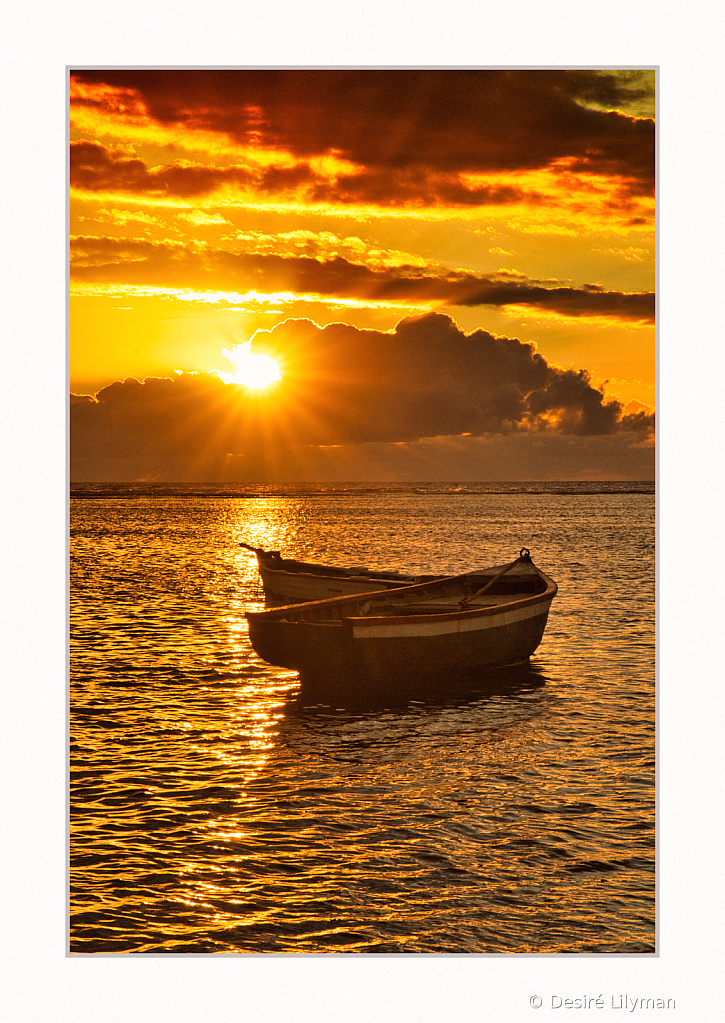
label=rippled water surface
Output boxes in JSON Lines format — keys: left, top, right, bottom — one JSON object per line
{"left": 70, "top": 482, "right": 655, "bottom": 954}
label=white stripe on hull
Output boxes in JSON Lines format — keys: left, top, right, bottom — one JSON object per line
{"left": 351, "top": 598, "right": 552, "bottom": 641}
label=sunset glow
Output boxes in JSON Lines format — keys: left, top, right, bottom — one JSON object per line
{"left": 70, "top": 69, "right": 655, "bottom": 481}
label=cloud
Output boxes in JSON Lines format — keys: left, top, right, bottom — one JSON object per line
{"left": 178, "top": 211, "right": 231, "bottom": 226}
{"left": 595, "top": 246, "right": 650, "bottom": 262}
{"left": 70, "top": 140, "right": 257, "bottom": 197}
{"left": 70, "top": 70, "right": 654, "bottom": 194}
{"left": 70, "top": 139, "right": 544, "bottom": 209}
{"left": 77, "top": 207, "right": 170, "bottom": 230}
{"left": 224, "top": 230, "right": 429, "bottom": 269}
{"left": 306, "top": 167, "right": 540, "bottom": 208}
{"left": 70, "top": 235, "right": 654, "bottom": 323}
{"left": 71, "top": 313, "right": 654, "bottom": 480}
{"left": 69, "top": 73, "right": 654, "bottom": 224}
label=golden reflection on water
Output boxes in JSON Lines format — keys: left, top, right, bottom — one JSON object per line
{"left": 225, "top": 496, "right": 316, "bottom": 602}
{"left": 71, "top": 489, "right": 654, "bottom": 953}
{"left": 128, "top": 673, "right": 300, "bottom": 947}
{"left": 231, "top": 496, "right": 302, "bottom": 554}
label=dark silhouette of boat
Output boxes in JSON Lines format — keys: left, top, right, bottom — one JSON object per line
{"left": 246, "top": 549, "right": 557, "bottom": 699}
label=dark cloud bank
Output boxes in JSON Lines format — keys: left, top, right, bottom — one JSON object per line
{"left": 70, "top": 138, "right": 548, "bottom": 208}
{"left": 71, "top": 70, "right": 654, "bottom": 198}
{"left": 71, "top": 313, "right": 654, "bottom": 481}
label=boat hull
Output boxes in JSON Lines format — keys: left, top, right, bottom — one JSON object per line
{"left": 257, "top": 562, "right": 423, "bottom": 602}
{"left": 247, "top": 593, "right": 554, "bottom": 694}
{"left": 242, "top": 543, "right": 436, "bottom": 603}
{"left": 246, "top": 553, "right": 557, "bottom": 703}
{"left": 350, "top": 599, "right": 553, "bottom": 680}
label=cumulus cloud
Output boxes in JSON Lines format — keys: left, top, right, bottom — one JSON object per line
{"left": 71, "top": 313, "right": 654, "bottom": 479}
{"left": 70, "top": 70, "right": 654, "bottom": 194}
{"left": 70, "top": 236, "right": 655, "bottom": 323}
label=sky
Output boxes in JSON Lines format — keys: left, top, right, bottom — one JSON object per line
{"left": 69, "top": 68, "right": 655, "bottom": 481}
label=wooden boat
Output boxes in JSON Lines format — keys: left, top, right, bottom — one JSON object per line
{"left": 240, "top": 541, "right": 442, "bottom": 603}
{"left": 246, "top": 549, "right": 557, "bottom": 698}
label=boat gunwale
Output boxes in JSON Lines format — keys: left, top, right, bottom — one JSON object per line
{"left": 343, "top": 573, "right": 557, "bottom": 627}
{"left": 246, "top": 563, "right": 557, "bottom": 626}
{"left": 258, "top": 563, "right": 419, "bottom": 586}
{"left": 250, "top": 547, "right": 426, "bottom": 586}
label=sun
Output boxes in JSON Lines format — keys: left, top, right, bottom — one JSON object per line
{"left": 216, "top": 341, "right": 282, "bottom": 389}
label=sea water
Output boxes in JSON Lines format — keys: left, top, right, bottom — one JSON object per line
{"left": 70, "top": 482, "right": 654, "bottom": 953}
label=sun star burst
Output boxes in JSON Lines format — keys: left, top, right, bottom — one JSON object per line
{"left": 216, "top": 341, "right": 281, "bottom": 389}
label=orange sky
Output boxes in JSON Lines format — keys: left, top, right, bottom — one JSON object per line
{"left": 70, "top": 69, "right": 655, "bottom": 481}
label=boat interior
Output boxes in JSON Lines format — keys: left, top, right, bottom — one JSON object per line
{"left": 261, "top": 571, "right": 548, "bottom": 624}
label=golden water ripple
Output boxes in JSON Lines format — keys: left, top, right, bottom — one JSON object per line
{"left": 70, "top": 486, "right": 654, "bottom": 953}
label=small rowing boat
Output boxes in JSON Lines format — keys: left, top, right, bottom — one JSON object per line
{"left": 240, "top": 542, "right": 441, "bottom": 603}
{"left": 246, "top": 549, "right": 557, "bottom": 699}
